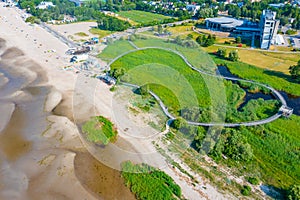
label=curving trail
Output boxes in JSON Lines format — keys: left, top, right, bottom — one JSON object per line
{"left": 108, "top": 46, "right": 287, "bottom": 127}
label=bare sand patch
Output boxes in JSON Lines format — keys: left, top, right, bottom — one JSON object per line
{"left": 0, "top": 102, "right": 14, "bottom": 133}
{"left": 49, "top": 22, "right": 98, "bottom": 41}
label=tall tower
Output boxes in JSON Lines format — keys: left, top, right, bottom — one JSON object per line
{"left": 259, "top": 10, "right": 280, "bottom": 49}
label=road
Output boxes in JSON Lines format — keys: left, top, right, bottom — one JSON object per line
{"left": 109, "top": 46, "right": 288, "bottom": 127}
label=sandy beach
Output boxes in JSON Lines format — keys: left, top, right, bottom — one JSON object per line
{"left": 0, "top": 4, "right": 232, "bottom": 200}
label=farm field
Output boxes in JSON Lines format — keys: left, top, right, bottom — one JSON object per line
{"left": 117, "top": 10, "right": 170, "bottom": 24}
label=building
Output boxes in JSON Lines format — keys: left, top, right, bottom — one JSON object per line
{"left": 68, "top": 0, "right": 88, "bottom": 6}
{"left": 259, "top": 10, "right": 280, "bottom": 49}
{"left": 36, "top": 1, "right": 55, "bottom": 9}
{"left": 205, "top": 17, "right": 244, "bottom": 32}
{"left": 186, "top": 4, "right": 200, "bottom": 16}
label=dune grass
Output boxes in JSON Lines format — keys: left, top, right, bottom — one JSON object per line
{"left": 121, "top": 161, "right": 182, "bottom": 200}
{"left": 82, "top": 116, "right": 117, "bottom": 145}
{"left": 75, "top": 32, "right": 89, "bottom": 37}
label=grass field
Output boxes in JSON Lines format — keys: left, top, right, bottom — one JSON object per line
{"left": 132, "top": 38, "right": 217, "bottom": 72}
{"left": 205, "top": 45, "right": 298, "bottom": 74}
{"left": 109, "top": 42, "right": 277, "bottom": 122}
{"left": 117, "top": 10, "right": 170, "bottom": 24}
{"left": 89, "top": 28, "right": 113, "bottom": 39}
{"left": 98, "top": 40, "right": 135, "bottom": 61}
{"left": 242, "top": 115, "right": 300, "bottom": 189}
{"left": 111, "top": 48, "right": 212, "bottom": 114}
{"left": 211, "top": 55, "right": 300, "bottom": 96}
{"left": 82, "top": 116, "right": 117, "bottom": 145}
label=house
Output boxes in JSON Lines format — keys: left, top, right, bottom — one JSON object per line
{"left": 186, "top": 4, "right": 200, "bottom": 16}
{"left": 36, "top": 1, "right": 55, "bottom": 9}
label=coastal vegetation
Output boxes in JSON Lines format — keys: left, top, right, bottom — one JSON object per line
{"left": 102, "top": 37, "right": 299, "bottom": 197}
{"left": 82, "top": 116, "right": 117, "bottom": 145}
{"left": 167, "top": 114, "right": 300, "bottom": 196}
{"left": 121, "top": 161, "right": 182, "bottom": 200}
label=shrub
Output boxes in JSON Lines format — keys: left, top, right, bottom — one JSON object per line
{"left": 247, "top": 177, "right": 260, "bottom": 185}
{"left": 241, "top": 185, "right": 251, "bottom": 196}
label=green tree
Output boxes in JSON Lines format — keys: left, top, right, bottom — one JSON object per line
{"left": 111, "top": 68, "right": 125, "bottom": 79}
{"left": 217, "top": 48, "right": 227, "bottom": 58}
{"left": 241, "top": 185, "right": 251, "bottom": 196}
{"left": 288, "top": 185, "right": 300, "bottom": 200}
{"left": 186, "top": 34, "right": 193, "bottom": 40}
{"left": 157, "top": 24, "right": 163, "bottom": 34}
{"left": 174, "top": 36, "right": 182, "bottom": 45}
{"left": 235, "top": 36, "right": 241, "bottom": 44}
{"left": 139, "top": 84, "right": 149, "bottom": 95}
{"left": 228, "top": 50, "right": 239, "bottom": 62}
{"left": 197, "top": 8, "right": 214, "bottom": 19}
{"left": 25, "top": 16, "right": 36, "bottom": 24}
{"left": 171, "top": 118, "right": 186, "bottom": 130}
{"left": 289, "top": 60, "right": 300, "bottom": 82}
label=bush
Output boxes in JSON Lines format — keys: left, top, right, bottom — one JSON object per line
{"left": 228, "top": 50, "right": 239, "bottom": 62}
{"left": 217, "top": 48, "right": 227, "bottom": 58}
{"left": 288, "top": 185, "right": 300, "bottom": 200}
{"left": 241, "top": 185, "right": 251, "bottom": 196}
{"left": 286, "top": 29, "right": 297, "bottom": 35}
{"left": 121, "top": 161, "right": 182, "bottom": 200}
{"left": 247, "top": 177, "right": 260, "bottom": 185}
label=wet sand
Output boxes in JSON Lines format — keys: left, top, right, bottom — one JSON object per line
{"left": 74, "top": 151, "right": 135, "bottom": 200}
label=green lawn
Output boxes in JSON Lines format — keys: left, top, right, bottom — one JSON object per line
{"left": 82, "top": 116, "right": 117, "bottom": 145}
{"left": 98, "top": 40, "right": 135, "bottom": 61}
{"left": 117, "top": 10, "right": 170, "bottom": 24}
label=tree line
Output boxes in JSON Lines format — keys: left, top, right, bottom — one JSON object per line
{"left": 19, "top": 0, "right": 130, "bottom": 31}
